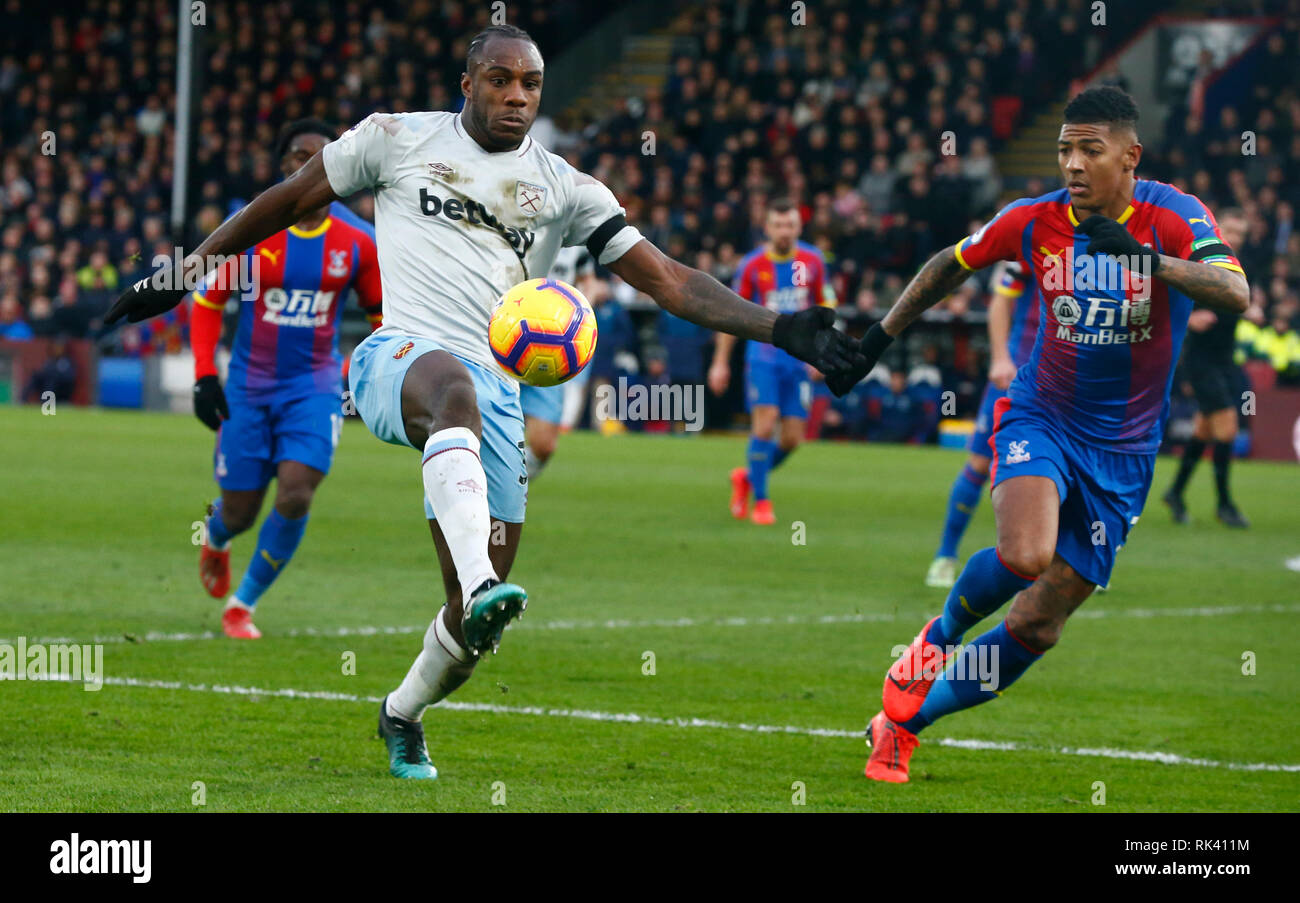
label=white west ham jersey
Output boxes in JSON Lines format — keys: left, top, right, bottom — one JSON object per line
{"left": 322, "top": 111, "right": 642, "bottom": 373}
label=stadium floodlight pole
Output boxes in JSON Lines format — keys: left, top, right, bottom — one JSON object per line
{"left": 171, "top": 0, "right": 195, "bottom": 240}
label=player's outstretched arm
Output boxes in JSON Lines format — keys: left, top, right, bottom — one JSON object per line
{"left": 105, "top": 155, "right": 340, "bottom": 325}
{"left": 825, "top": 246, "right": 971, "bottom": 395}
{"left": 606, "top": 239, "right": 865, "bottom": 384}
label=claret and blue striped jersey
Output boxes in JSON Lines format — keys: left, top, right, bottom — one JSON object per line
{"left": 733, "top": 240, "right": 835, "bottom": 369}
{"left": 955, "top": 180, "right": 1243, "bottom": 453}
{"left": 194, "top": 202, "right": 382, "bottom": 403}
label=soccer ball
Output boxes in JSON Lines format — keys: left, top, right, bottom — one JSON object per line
{"left": 488, "top": 277, "right": 598, "bottom": 387}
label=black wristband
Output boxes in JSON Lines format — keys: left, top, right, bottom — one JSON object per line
{"left": 862, "top": 322, "right": 894, "bottom": 360}
{"left": 771, "top": 312, "right": 795, "bottom": 351}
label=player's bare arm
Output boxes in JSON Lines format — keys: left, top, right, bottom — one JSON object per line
{"left": 987, "top": 293, "right": 1017, "bottom": 390}
{"left": 607, "top": 239, "right": 865, "bottom": 380}
{"left": 881, "top": 247, "right": 971, "bottom": 337}
{"left": 105, "top": 154, "right": 339, "bottom": 324}
{"left": 1152, "top": 255, "right": 1249, "bottom": 314}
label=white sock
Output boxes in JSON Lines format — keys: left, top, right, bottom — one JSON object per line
{"left": 422, "top": 427, "right": 498, "bottom": 602}
{"left": 386, "top": 606, "right": 475, "bottom": 722}
{"left": 224, "top": 597, "right": 251, "bottom": 612}
{"left": 524, "top": 444, "right": 546, "bottom": 480}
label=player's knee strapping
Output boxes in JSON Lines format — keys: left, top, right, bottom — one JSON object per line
{"left": 421, "top": 428, "right": 498, "bottom": 600}
{"left": 929, "top": 546, "right": 1033, "bottom": 647}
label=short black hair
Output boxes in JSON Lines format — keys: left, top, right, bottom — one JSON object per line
{"left": 1063, "top": 86, "right": 1139, "bottom": 134}
{"left": 276, "top": 118, "right": 336, "bottom": 159}
{"left": 766, "top": 197, "right": 797, "bottom": 215}
{"left": 466, "top": 24, "right": 538, "bottom": 72}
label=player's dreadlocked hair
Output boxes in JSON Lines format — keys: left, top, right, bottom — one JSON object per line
{"left": 466, "top": 24, "right": 538, "bottom": 71}
{"left": 276, "top": 118, "right": 337, "bottom": 159}
{"left": 1063, "top": 86, "right": 1140, "bottom": 134}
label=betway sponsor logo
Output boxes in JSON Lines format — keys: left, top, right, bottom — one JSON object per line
{"left": 1052, "top": 294, "right": 1154, "bottom": 345}
{"left": 261, "top": 287, "right": 334, "bottom": 327}
{"left": 418, "top": 189, "right": 534, "bottom": 259}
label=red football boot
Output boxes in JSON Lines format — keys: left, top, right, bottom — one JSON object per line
{"left": 882, "top": 615, "right": 951, "bottom": 723}
{"left": 729, "top": 467, "right": 751, "bottom": 520}
{"left": 864, "top": 711, "right": 920, "bottom": 783}
{"left": 750, "top": 499, "right": 776, "bottom": 525}
{"left": 199, "top": 542, "right": 231, "bottom": 599}
{"left": 222, "top": 602, "right": 262, "bottom": 640}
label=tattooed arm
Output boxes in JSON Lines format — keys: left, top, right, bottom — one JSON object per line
{"left": 880, "top": 246, "right": 973, "bottom": 337}
{"left": 1154, "top": 256, "right": 1249, "bottom": 313}
{"left": 607, "top": 239, "right": 776, "bottom": 340}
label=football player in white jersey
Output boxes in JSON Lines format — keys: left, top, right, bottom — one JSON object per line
{"left": 106, "top": 24, "right": 865, "bottom": 780}
{"left": 518, "top": 246, "right": 599, "bottom": 480}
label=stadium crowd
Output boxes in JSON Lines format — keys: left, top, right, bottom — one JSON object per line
{"left": 1, "top": 0, "right": 1298, "bottom": 433}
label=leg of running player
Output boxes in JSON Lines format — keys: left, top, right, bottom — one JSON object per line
{"left": 1207, "top": 407, "right": 1247, "bottom": 526}
{"left": 399, "top": 350, "right": 526, "bottom": 650}
{"left": 746, "top": 403, "right": 780, "bottom": 524}
{"left": 776, "top": 414, "right": 804, "bottom": 468}
{"left": 200, "top": 487, "right": 264, "bottom": 599}
{"left": 223, "top": 461, "right": 324, "bottom": 628}
{"left": 869, "top": 475, "right": 1057, "bottom": 782}
{"left": 928, "top": 451, "right": 992, "bottom": 587}
{"left": 524, "top": 414, "right": 560, "bottom": 480}
{"left": 1164, "top": 412, "right": 1210, "bottom": 523}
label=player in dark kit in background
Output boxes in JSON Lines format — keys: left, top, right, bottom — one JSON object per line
{"left": 1162, "top": 208, "right": 1250, "bottom": 528}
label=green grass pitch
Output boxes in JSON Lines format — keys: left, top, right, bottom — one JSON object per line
{"left": 1, "top": 405, "right": 1296, "bottom": 812}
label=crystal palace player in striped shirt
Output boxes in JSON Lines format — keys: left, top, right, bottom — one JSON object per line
{"left": 192, "top": 120, "right": 382, "bottom": 639}
{"left": 710, "top": 198, "right": 835, "bottom": 526}
{"left": 830, "top": 88, "right": 1249, "bottom": 782}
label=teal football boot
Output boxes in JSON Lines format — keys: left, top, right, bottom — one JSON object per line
{"left": 461, "top": 579, "right": 528, "bottom": 656}
{"left": 378, "top": 697, "right": 438, "bottom": 780}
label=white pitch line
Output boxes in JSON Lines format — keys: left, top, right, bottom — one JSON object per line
{"left": 6, "top": 602, "right": 1298, "bottom": 648}
{"left": 97, "top": 675, "right": 1300, "bottom": 773}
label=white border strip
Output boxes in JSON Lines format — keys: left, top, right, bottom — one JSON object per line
{"left": 7, "top": 602, "right": 1297, "bottom": 648}
{"left": 97, "top": 675, "right": 1300, "bottom": 773}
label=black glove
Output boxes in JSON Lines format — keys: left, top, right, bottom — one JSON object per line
{"left": 193, "top": 375, "right": 229, "bottom": 431}
{"left": 826, "top": 322, "right": 894, "bottom": 396}
{"left": 772, "top": 307, "right": 867, "bottom": 390}
{"left": 1078, "top": 214, "right": 1160, "bottom": 275}
{"left": 104, "top": 267, "right": 190, "bottom": 325}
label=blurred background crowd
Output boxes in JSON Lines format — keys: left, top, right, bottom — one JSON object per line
{"left": 1, "top": 0, "right": 1297, "bottom": 438}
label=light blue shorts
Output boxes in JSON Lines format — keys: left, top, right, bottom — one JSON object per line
{"left": 350, "top": 332, "right": 528, "bottom": 523}
{"left": 519, "top": 383, "right": 564, "bottom": 425}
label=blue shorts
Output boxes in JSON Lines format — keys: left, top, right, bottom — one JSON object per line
{"left": 746, "top": 360, "right": 810, "bottom": 419}
{"left": 215, "top": 392, "right": 343, "bottom": 491}
{"left": 989, "top": 397, "right": 1152, "bottom": 587}
{"left": 349, "top": 332, "right": 527, "bottom": 523}
{"left": 519, "top": 383, "right": 564, "bottom": 425}
{"left": 969, "top": 383, "right": 1008, "bottom": 457}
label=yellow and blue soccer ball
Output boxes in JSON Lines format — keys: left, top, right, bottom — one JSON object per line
{"left": 488, "top": 277, "right": 598, "bottom": 387}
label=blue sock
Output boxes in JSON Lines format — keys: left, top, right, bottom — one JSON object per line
{"left": 207, "top": 499, "right": 234, "bottom": 548}
{"left": 233, "top": 509, "right": 308, "bottom": 607}
{"left": 772, "top": 446, "right": 791, "bottom": 470}
{"left": 936, "top": 463, "right": 987, "bottom": 558}
{"left": 926, "top": 547, "right": 1032, "bottom": 647}
{"left": 747, "top": 437, "right": 778, "bottom": 501}
{"left": 901, "top": 619, "right": 1044, "bottom": 734}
